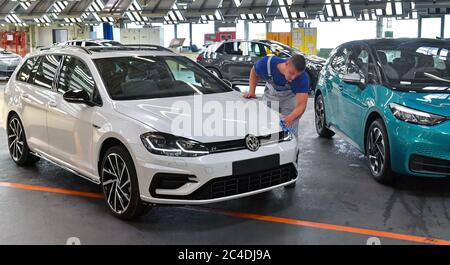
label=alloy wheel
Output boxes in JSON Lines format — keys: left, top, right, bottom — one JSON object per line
{"left": 102, "top": 153, "right": 132, "bottom": 214}
{"left": 368, "top": 127, "right": 385, "bottom": 175}
{"left": 315, "top": 96, "right": 325, "bottom": 131}
{"left": 8, "top": 118, "right": 24, "bottom": 162}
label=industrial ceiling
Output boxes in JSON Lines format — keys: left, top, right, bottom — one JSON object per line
{"left": 0, "top": 0, "right": 448, "bottom": 26}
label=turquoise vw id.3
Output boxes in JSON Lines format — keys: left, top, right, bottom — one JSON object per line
{"left": 315, "top": 38, "right": 450, "bottom": 184}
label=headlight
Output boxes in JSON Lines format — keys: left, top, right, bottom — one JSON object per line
{"left": 140, "top": 132, "right": 209, "bottom": 157}
{"left": 389, "top": 103, "right": 447, "bottom": 126}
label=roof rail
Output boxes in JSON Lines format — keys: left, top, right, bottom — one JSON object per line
{"left": 122, "top": 44, "right": 173, "bottom": 52}
{"left": 39, "top": 45, "right": 92, "bottom": 54}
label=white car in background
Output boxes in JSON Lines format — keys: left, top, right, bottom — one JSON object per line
{"left": 0, "top": 48, "right": 22, "bottom": 81}
{"left": 1, "top": 45, "right": 298, "bottom": 220}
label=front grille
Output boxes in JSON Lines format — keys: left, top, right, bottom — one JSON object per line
{"left": 150, "top": 163, "right": 297, "bottom": 200}
{"left": 204, "top": 131, "right": 289, "bottom": 154}
{"left": 410, "top": 154, "right": 450, "bottom": 175}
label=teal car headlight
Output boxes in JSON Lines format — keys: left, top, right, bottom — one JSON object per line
{"left": 389, "top": 103, "right": 448, "bottom": 126}
{"left": 141, "top": 132, "right": 209, "bottom": 157}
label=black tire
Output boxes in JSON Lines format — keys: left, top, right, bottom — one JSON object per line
{"left": 100, "top": 146, "right": 151, "bottom": 220}
{"left": 7, "top": 114, "right": 39, "bottom": 166}
{"left": 314, "top": 94, "right": 335, "bottom": 138}
{"left": 207, "top": 67, "right": 222, "bottom": 78}
{"left": 365, "top": 119, "right": 394, "bottom": 184}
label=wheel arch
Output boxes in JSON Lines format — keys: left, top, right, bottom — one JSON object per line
{"left": 97, "top": 136, "right": 133, "bottom": 178}
{"left": 363, "top": 109, "right": 387, "bottom": 155}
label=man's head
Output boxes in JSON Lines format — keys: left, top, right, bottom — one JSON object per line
{"left": 282, "top": 54, "right": 306, "bottom": 81}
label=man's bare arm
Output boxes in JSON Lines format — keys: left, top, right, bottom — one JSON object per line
{"left": 283, "top": 93, "right": 308, "bottom": 128}
{"left": 244, "top": 67, "right": 258, "bottom": 98}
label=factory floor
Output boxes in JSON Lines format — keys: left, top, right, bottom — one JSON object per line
{"left": 1, "top": 83, "right": 450, "bottom": 245}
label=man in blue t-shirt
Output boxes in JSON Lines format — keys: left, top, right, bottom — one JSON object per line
{"left": 244, "top": 55, "right": 309, "bottom": 132}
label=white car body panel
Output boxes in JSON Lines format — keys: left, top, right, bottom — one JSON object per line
{"left": 2, "top": 46, "right": 299, "bottom": 206}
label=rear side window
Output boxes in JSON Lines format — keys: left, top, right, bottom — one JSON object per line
{"left": 57, "top": 56, "right": 95, "bottom": 96}
{"left": 16, "top": 57, "right": 38, "bottom": 82}
{"left": 30, "top": 55, "right": 62, "bottom": 89}
{"left": 330, "top": 47, "right": 351, "bottom": 74}
{"left": 214, "top": 44, "right": 224, "bottom": 54}
{"left": 84, "top": 42, "right": 98, "bottom": 47}
{"left": 248, "top": 42, "right": 267, "bottom": 57}
{"left": 223, "top": 42, "right": 244, "bottom": 56}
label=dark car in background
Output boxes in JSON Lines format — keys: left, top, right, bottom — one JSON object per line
{"left": 0, "top": 48, "right": 21, "bottom": 81}
{"left": 197, "top": 39, "right": 326, "bottom": 91}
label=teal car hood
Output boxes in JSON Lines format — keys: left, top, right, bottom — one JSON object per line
{"left": 395, "top": 91, "right": 450, "bottom": 117}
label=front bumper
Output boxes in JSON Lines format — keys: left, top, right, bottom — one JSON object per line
{"left": 133, "top": 140, "right": 299, "bottom": 204}
{"left": 387, "top": 117, "right": 450, "bottom": 177}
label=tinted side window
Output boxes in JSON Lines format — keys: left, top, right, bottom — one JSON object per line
{"left": 223, "top": 42, "right": 244, "bottom": 56}
{"left": 31, "top": 55, "right": 62, "bottom": 89}
{"left": 214, "top": 44, "right": 223, "bottom": 54}
{"left": 248, "top": 42, "right": 267, "bottom": 57}
{"left": 84, "top": 42, "right": 98, "bottom": 47}
{"left": 331, "top": 47, "right": 350, "bottom": 74}
{"left": 57, "top": 56, "right": 95, "bottom": 97}
{"left": 16, "top": 57, "right": 38, "bottom": 82}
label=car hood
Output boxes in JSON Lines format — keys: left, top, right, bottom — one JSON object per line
{"left": 113, "top": 91, "right": 283, "bottom": 143}
{"left": 396, "top": 91, "right": 450, "bottom": 117}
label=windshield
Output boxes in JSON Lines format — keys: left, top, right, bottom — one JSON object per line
{"left": 375, "top": 41, "right": 450, "bottom": 90}
{"left": 95, "top": 56, "right": 232, "bottom": 100}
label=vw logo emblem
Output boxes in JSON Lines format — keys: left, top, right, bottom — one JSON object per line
{"left": 245, "top": 134, "right": 260, "bottom": 152}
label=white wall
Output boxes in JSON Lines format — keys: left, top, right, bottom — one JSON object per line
{"left": 271, "top": 19, "right": 291, "bottom": 32}
{"left": 163, "top": 24, "right": 175, "bottom": 47}
{"left": 311, "top": 19, "right": 377, "bottom": 49}
{"left": 420, "top": 17, "right": 442, "bottom": 39}
{"left": 248, "top": 22, "right": 267, "bottom": 39}
{"left": 35, "top": 25, "right": 88, "bottom": 47}
{"left": 176, "top": 23, "right": 191, "bottom": 47}
{"left": 446, "top": 15, "right": 450, "bottom": 38}
{"left": 236, "top": 20, "right": 245, "bottom": 39}
{"left": 384, "top": 18, "right": 418, "bottom": 38}
{"left": 192, "top": 21, "right": 215, "bottom": 48}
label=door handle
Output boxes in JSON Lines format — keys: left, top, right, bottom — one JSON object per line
{"left": 21, "top": 93, "right": 29, "bottom": 99}
{"left": 48, "top": 100, "right": 57, "bottom": 108}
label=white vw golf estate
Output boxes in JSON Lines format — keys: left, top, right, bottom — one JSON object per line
{"left": 1, "top": 45, "right": 299, "bottom": 219}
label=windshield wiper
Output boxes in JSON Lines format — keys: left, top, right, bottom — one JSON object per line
{"left": 424, "top": 72, "right": 450, "bottom": 83}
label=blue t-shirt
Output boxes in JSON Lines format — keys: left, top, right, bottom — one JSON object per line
{"left": 254, "top": 56, "right": 310, "bottom": 94}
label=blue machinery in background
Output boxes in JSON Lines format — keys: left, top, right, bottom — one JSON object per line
{"left": 103, "top": 22, "right": 113, "bottom": 40}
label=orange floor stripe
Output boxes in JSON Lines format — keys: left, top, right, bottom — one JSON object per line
{"left": 1, "top": 181, "right": 449, "bottom": 245}
{"left": 0, "top": 181, "right": 104, "bottom": 199}
{"left": 187, "top": 207, "right": 450, "bottom": 245}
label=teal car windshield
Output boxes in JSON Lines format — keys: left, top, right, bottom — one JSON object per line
{"left": 374, "top": 41, "right": 450, "bottom": 91}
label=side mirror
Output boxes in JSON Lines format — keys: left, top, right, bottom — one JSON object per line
{"left": 223, "top": 79, "right": 241, "bottom": 92}
{"left": 342, "top": 72, "right": 366, "bottom": 88}
{"left": 63, "top": 89, "right": 93, "bottom": 106}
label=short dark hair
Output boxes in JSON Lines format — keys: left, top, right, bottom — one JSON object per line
{"left": 289, "top": 54, "right": 306, "bottom": 72}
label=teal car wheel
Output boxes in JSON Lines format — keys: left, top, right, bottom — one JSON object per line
{"left": 315, "top": 94, "right": 335, "bottom": 138}
{"left": 366, "top": 119, "right": 394, "bottom": 184}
